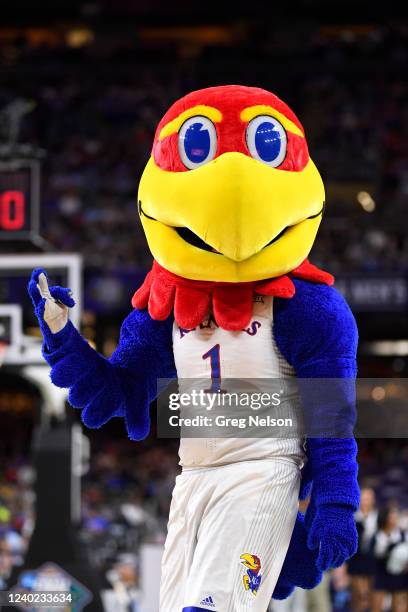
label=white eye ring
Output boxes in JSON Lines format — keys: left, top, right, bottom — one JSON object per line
{"left": 246, "top": 115, "right": 287, "bottom": 167}
{"left": 178, "top": 115, "right": 217, "bottom": 170}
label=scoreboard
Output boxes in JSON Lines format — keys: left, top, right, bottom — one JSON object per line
{"left": 0, "top": 158, "right": 40, "bottom": 239}
{"left": 0, "top": 155, "right": 83, "bottom": 365}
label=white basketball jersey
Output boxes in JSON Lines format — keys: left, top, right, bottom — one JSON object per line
{"left": 172, "top": 296, "right": 305, "bottom": 467}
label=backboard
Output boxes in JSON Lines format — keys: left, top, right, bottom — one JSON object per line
{"left": 0, "top": 253, "right": 82, "bottom": 365}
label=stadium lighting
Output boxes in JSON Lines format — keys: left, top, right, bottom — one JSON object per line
{"left": 66, "top": 28, "right": 94, "bottom": 48}
{"left": 357, "top": 190, "right": 376, "bottom": 212}
{"left": 371, "top": 386, "right": 386, "bottom": 401}
{"left": 362, "top": 340, "right": 408, "bottom": 356}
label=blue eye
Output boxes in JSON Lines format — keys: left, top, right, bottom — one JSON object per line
{"left": 178, "top": 116, "right": 217, "bottom": 169}
{"left": 246, "top": 115, "right": 287, "bottom": 167}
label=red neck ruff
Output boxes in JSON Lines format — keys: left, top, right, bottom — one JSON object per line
{"left": 132, "top": 260, "right": 334, "bottom": 331}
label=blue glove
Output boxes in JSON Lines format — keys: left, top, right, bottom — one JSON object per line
{"left": 272, "top": 578, "right": 295, "bottom": 600}
{"left": 27, "top": 267, "right": 175, "bottom": 441}
{"left": 272, "top": 513, "right": 322, "bottom": 600}
{"left": 303, "top": 438, "right": 360, "bottom": 571}
{"left": 27, "top": 268, "right": 75, "bottom": 348}
{"left": 307, "top": 503, "right": 358, "bottom": 571}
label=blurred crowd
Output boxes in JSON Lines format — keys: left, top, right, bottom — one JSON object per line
{"left": 1, "top": 18, "right": 408, "bottom": 611}
{"left": 0, "top": 436, "right": 407, "bottom": 610}
{"left": 1, "top": 23, "right": 408, "bottom": 313}
{"left": 0, "top": 459, "right": 34, "bottom": 588}
{"left": 80, "top": 434, "right": 179, "bottom": 573}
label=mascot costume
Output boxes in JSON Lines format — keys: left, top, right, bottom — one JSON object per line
{"left": 28, "top": 85, "right": 359, "bottom": 611}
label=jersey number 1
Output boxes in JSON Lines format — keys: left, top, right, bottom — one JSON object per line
{"left": 202, "top": 344, "right": 223, "bottom": 393}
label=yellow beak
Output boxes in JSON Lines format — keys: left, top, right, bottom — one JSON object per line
{"left": 240, "top": 553, "right": 259, "bottom": 569}
{"left": 138, "top": 152, "right": 325, "bottom": 282}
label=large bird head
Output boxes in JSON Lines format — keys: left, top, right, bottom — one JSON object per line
{"left": 138, "top": 85, "right": 324, "bottom": 283}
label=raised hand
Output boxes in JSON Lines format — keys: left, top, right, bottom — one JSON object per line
{"left": 28, "top": 268, "right": 75, "bottom": 342}
{"left": 27, "top": 268, "right": 159, "bottom": 441}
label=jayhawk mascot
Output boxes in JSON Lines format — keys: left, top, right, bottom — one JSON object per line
{"left": 29, "top": 85, "right": 359, "bottom": 612}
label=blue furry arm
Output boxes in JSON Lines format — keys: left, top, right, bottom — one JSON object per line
{"left": 274, "top": 279, "right": 359, "bottom": 508}
{"left": 42, "top": 309, "right": 176, "bottom": 440}
{"left": 274, "top": 280, "right": 359, "bottom": 573}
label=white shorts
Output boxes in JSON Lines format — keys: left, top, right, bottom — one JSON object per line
{"left": 160, "top": 458, "right": 300, "bottom": 612}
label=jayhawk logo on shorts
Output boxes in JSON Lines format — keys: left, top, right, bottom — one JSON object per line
{"left": 240, "top": 553, "right": 262, "bottom": 595}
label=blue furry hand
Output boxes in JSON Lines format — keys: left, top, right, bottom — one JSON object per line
{"left": 27, "top": 273, "right": 176, "bottom": 440}
{"left": 273, "top": 504, "right": 357, "bottom": 600}
{"left": 272, "top": 512, "right": 322, "bottom": 600}
{"left": 28, "top": 268, "right": 76, "bottom": 347}
{"left": 307, "top": 504, "right": 358, "bottom": 571}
